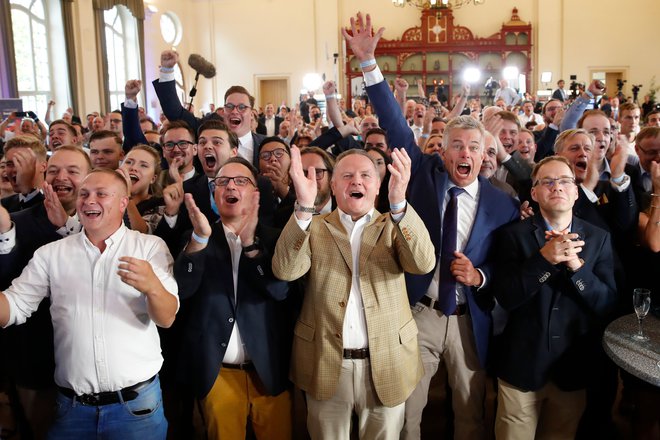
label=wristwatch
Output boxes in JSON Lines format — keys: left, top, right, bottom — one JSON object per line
{"left": 242, "top": 236, "right": 261, "bottom": 253}
{"left": 294, "top": 201, "right": 315, "bottom": 214}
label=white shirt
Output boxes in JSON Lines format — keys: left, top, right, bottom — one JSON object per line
{"left": 411, "top": 124, "right": 424, "bottom": 142}
{"left": 3, "top": 225, "right": 179, "bottom": 395}
{"left": 237, "top": 132, "right": 255, "bottom": 165}
{"left": 264, "top": 116, "right": 276, "bottom": 137}
{"left": 220, "top": 224, "right": 249, "bottom": 364}
{"left": 518, "top": 112, "right": 543, "bottom": 127}
{"left": 425, "top": 179, "right": 481, "bottom": 305}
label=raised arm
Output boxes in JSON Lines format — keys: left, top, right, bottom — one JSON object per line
{"left": 122, "top": 79, "right": 149, "bottom": 152}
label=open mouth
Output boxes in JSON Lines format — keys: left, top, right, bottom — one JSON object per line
{"left": 129, "top": 173, "right": 139, "bottom": 183}
{"left": 83, "top": 209, "right": 101, "bottom": 218}
{"left": 204, "top": 154, "right": 217, "bottom": 168}
{"left": 575, "top": 160, "right": 587, "bottom": 171}
{"left": 457, "top": 162, "right": 472, "bottom": 177}
{"left": 52, "top": 184, "right": 73, "bottom": 196}
{"left": 224, "top": 195, "right": 239, "bottom": 204}
{"left": 349, "top": 191, "right": 364, "bottom": 199}
{"left": 228, "top": 117, "right": 241, "bottom": 129}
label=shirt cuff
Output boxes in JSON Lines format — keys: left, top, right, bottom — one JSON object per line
{"left": 580, "top": 184, "right": 599, "bottom": 203}
{"left": 159, "top": 71, "right": 176, "bottom": 83}
{"left": 501, "top": 154, "right": 512, "bottom": 164}
{"left": 363, "top": 66, "right": 385, "bottom": 87}
{"left": 610, "top": 174, "right": 631, "bottom": 192}
{"left": 295, "top": 216, "right": 312, "bottom": 231}
{"left": 390, "top": 211, "right": 405, "bottom": 224}
{"left": 476, "top": 268, "right": 487, "bottom": 290}
{"left": 0, "top": 222, "right": 16, "bottom": 254}
{"left": 123, "top": 98, "right": 138, "bottom": 109}
{"left": 55, "top": 215, "right": 82, "bottom": 237}
{"left": 164, "top": 213, "right": 178, "bottom": 229}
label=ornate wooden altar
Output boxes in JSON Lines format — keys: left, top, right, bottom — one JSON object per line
{"left": 344, "top": 6, "right": 532, "bottom": 104}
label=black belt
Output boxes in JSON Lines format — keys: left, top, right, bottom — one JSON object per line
{"left": 419, "top": 296, "right": 468, "bottom": 316}
{"left": 222, "top": 361, "right": 255, "bottom": 371}
{"left": 58, "top": 375, "right": 156, "bottom": 406}
{"left": 343, "top": 348, "right": 370, "bottom": 359}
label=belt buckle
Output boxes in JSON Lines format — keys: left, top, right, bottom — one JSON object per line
{"left": 78, "top": 393, "right": 101, "bottom": 406}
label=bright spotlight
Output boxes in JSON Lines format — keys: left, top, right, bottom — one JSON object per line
{"left": 463, "top": 67, "right": 481, "bottom": 84}
{"left": 540, "top": 71, "right": 552, "bottom": 83}
{"left": 303, "top": 73, "right": 323, "bottom": 93}
{"left": 502, "top": 66, "right": 519, "bottom": 80}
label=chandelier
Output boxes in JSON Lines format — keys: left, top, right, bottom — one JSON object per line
{"left": 392, "top": 0, "right": 485, "bottom": 8}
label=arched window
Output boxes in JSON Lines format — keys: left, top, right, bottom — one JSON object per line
{"left": 103, "top": 5, "right": 141, "bottom": 111}
{"left": 9, "top": 0, "right": 69, "bottom": 115}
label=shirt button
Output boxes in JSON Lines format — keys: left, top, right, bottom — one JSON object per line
{"left": 228, "top": 318, "right": 234, "bottom": 323}
{"left": 339, "top": 301, "right": 346, "bottom": 307}
{"left": 335, "top": 333, "right": 342, "bottom": 338}
{"left": 221, "top": 343, "right": 227, "bottom": 347}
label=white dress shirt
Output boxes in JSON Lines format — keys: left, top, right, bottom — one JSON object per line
{"left": 425, "top": 179, "right": 482, "bottom": 305}
{"left": 237, "top": 132, "right": 255, "bottom": 165}
{"left": 264, "top": 116, "right": 276, "bottom": 137}
{"left": 220, "top": 224, "right": 249, "bottom": 364}
{"left": 3, "top": 225, "right": 179, "bottom": 395}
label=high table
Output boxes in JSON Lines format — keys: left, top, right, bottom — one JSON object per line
{"left": 602, "top": 314, "right": 660, "bottom": 387}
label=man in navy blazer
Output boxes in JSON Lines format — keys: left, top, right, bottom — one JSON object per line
{"left": 153, "top": 50, "right": 265, "bottom": 169}
{"left": 492, "top": 156, "right": 617, "bottom": 439}
{"left": 344, "top": 13, "right": 519, "bottom": 439}
{"left": 173, "top": 157, "right": 292, "bottom": 440}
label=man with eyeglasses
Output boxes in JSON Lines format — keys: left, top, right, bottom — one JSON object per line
{"left": 174, "top": 157, "right": 293, "bottom": 440}
{"left": 153, "top": 51, "right": 265, "bottom": 167}
{"left": 492, "top": 155, "right": 617, "bottom": 440}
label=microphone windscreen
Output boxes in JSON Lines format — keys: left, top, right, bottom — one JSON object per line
{"left": 188, "top": 54, "right": 216, "bottom": 79}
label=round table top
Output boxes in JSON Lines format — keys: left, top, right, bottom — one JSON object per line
{"left": 603, "top": 314, "right": 660, "bottom": 387}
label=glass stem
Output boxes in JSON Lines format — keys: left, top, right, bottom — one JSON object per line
{"left": 638, "top": 318, "right": 644, "bottom": 338}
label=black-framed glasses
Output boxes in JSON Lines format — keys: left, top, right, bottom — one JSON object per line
{"left": 533, "top": 177, "right": 576, "bottom": 189}
{"left": 637, "top": 144, "right": 660, "bottom": 158}
{"left": 212, "top": 176, "right": 256, "bottom": 187}
{"left": 259, "top": 148, "right": 288, "bottom": 161}
{"left": 303, "top": 168, "right": 328, "bottom": 180}
{"left": 224, "top": 103, "right": 251, "bottom": 113}
{"left": 162, "top": 140, "right": 194, "bottom": 151}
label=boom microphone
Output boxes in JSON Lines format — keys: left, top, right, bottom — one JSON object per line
{"left": 188, "top": 54, "right": 216, "bottom": 79}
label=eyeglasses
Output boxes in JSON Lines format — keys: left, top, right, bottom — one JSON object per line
{"left": 303, "top": 168, "right": 328, "bottom": 180}
{"left": 259, "top": 148, "right": 288, "bottom": 161}
{"left": 224, "top": 103, "right": 251, "bottom": 113}
{"left": 533, "top": 177, "right": 576, "bottom": 189}
{"left": 212, "top": 176, "right": 255, "bottom": 187}
{"left": 110, "top": 118, "right": 122, "bottom": 124}
{"left": 637, "top": 145, "right": 660, "bottom": 158}
{"left": 162, "top": 140, "right": 194, "bottom": 151}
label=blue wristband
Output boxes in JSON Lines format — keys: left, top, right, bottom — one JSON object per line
{"left": 390, "top": 200, "right": 407, "bottom": 212}
{"left": 191, "top": 232, "right": 209, "bottom": 244}
{"left": 359, "top": 59, "right": 377, "bottom": 69}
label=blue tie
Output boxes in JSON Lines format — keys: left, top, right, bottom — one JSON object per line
{"left": 438, "top": 186, "right": 464, "bottom": 316}
{"left": 209, "top": 180, "right": 218, "bottom": 216}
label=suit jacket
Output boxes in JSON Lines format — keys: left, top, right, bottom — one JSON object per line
{"left": 121, "top": 102, "right": 148, "bottom": 153}
{"left": 0, "top": 203, "right": 59, "bottom": 388}
{"left": 257, "top": 116, "right": 283, "bottom": 136}
{"left": 174, "top": 224, "right": 291, "bottom": 398}
{"left": 1, "top": 192, "right": 44, "bottom": 213}
{"left": 552, "top": 88, "right": 566, "bottom": 102}
{"left": 366, "top": 79, "right": 520, "bottom": 368}
{"left": 492, "top": 214, "right": 617, "bottom": 391}
{"left": 272, "top": 207, "right": 435, "bottom": 406}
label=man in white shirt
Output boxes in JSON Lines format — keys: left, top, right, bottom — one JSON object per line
{"left": 257, "top": 103, "right": 282, "bottom": 137}
{"left": 518, "top": 100, "right": 544, "bottom": 127}
{"left": 0, "top": 169, "right": 179, "bottom": 440}
{"left": 273, "top": 146, "right": 435, "bottom": 439}
{"left": 494, "top": 79, "right": 520, "bottom": 108}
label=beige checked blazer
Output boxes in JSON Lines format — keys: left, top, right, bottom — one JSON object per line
{"left": 272, "top": 205, "right": 435, "bottom": 407}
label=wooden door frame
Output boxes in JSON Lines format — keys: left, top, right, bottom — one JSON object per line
{"left": 256, "top": 75, "right": 290, "bottom": 110}
{"left": 589, "top": 67, "right": 629, "bottom": 95}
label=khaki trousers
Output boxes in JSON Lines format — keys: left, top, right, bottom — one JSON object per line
{"left": 306, "top": 358, "right": 405, "bottom": 440}
{"left": 402, "top": 304, "right": 486, "bottom": 440}
{"left": 495, "top": 378, "right": 586, "bottom": 440}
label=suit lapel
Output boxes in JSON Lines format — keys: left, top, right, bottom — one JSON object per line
{"left": 325, "top": 210, "right": 354, "bottom": 271}
{"left": 211, "top": 226, "right": 237, "bottom": 309}
{"left": 358, "top": 214, "right": 386, "bottom": 271}
{"left": 531, "top": 214, "right": 547, "bottom": 249}
{"left": 463, "top": 179, "right": 493, "bottom": 256}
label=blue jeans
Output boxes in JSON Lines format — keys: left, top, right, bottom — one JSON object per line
{"left": 48, "top": 375, "right": 167, "bottom": 440}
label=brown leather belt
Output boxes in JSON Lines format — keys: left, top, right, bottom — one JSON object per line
{"left": 58, "top": 375, "right": 156, "bottom": 406}
{"left": 343, "top": 348, "right": 370, "bottom": 359}
{"left": 419, "top": 295, "right": 468, "bottom": 316}
{"left": 222, "top": 361, "right": 255, "bottom": 371}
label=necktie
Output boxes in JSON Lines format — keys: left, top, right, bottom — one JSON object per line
{"left": 209, "top": 180, "right": 219, "bottom": 216}
{"left": 438, "top": 186, "right": 464, "bottom": 316}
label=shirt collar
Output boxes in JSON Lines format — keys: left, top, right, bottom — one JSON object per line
{"left": 182, "top": 168, "right": 196, "bottom": 181}
{"left": 337, "top": 207, "right": 374, "bottom": 227}
{"left": 238, "top": 131, "right": 253, "bottom": 146}
{"left": 447, "top": 177, "right": 479, "bottom": 200}
{"left": 81, "top": 223, "right": 127, "bottom": 249}
{"left": 221, "top": 223, "right": 239, "bottom": 243}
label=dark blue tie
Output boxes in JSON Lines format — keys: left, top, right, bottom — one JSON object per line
{"left": 209, "top": 180, "right": 218, "bottom": 216}
{"left": 438, "top": 186, "right": 464, "bottom": 316}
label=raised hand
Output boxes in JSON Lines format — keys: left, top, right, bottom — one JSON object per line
{"left": 394, "top": 78, "right": 409, "bottom": 95}
{"left": 160, "top": 50, "right": 178, "bottom": 69}
{"left": 289, "top": 145, "right": 317, "bottom": 210}
{"left": 184, "top": 193, "right": 211, "bottom": 239}
{"left": 341, "top": 12, "right": 385, "bottom": 63}
{"left": 387, "top": 148, "right": 411, "bottom": 210}
{"left": 43, "top": 182, "right": 69, "bottom": 228}
{"left": 519, "top": 200, "right": 534, "bottom": 220}
{"left": 0, "top": 204, "right": 10, "bottom": 234}
{"left": 236, "top": 190, "right": 260, "bottom": 248}
{"left": 125, "top": 80, "right": 142, "bottom": 101}
{"left": 115, "top": 166, "right": 133, "bottom": 196}
{"left": 609, "top": 135, "right": 628, "bottom": 179}
{"left": 323, "top": 81, "right": 337, "bottom": 96}
{"left": 552, "top": 107, "right": 565, "bottom": 127}
{"left": 12, "top": 148, "right": 38, "bottom": 194}
{"left": 587, "top": 79, "right": 605, "bottom": 97}
{"left": 117, "top": 257, "right": 161, "bottom": 294}
{"left": 262, "top": 160, "right": 290, "bottom": 199}
{"left": 163, "top": 161, "right": 184, "bottom": 216}
{"left": 650, "top": 160, "right": 660, "bottom": 193}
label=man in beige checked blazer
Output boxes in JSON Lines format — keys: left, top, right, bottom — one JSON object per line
{"left": 272, "top": 145, "right": 435, "bottom": 439}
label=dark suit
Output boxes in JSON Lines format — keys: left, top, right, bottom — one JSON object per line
{"left": 257, "top": 116, "right": 283, "bottom": 136}
{"left": 552, "top": 88, "right": 567, "bottom": 102}
{"left": 173, "top": 223, "right": 291, "bottom": 398}
{"left": 121, "top": 102, "right": 148, "bottom": 153}
{"left": 1, "top": 192, "right": 44, "bottom": 213}
{"left": 366, "top": 79, "right": 520, "bottom": 367}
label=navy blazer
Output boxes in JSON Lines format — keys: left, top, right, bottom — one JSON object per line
{"left": 366, "top": 79, "right": 520, "bottom": 368}
{"left": 173, "top": 224, "right": 292, "bottom": 398}
{"left": 492, "top": 215, "right": 617, "bottom": 391}
{"left": 1, "top": 192, "right": 44, "bottom": 214}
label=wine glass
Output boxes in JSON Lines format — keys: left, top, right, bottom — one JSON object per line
{"left": 632, "top": 288, "right": 651, "bottom": 341}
